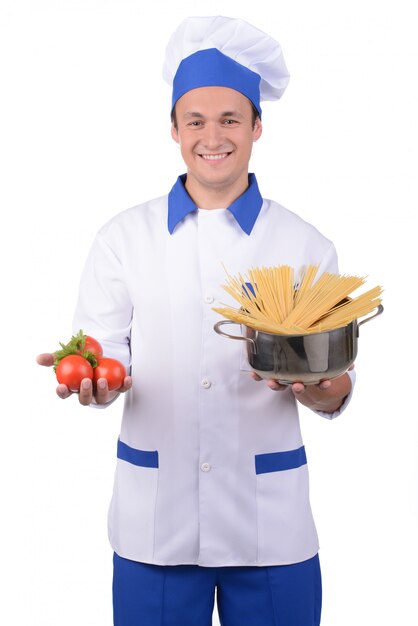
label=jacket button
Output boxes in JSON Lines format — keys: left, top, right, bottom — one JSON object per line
{"left": 204, "top": 294, "right": 214, "bottom": 304}
{"left": 200, "top": 462, "right": 211, "bottom": 472}
{"left": 201, "top": 378, "right": 211, "bottom": 389}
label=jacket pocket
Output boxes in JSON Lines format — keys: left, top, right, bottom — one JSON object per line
{"left": 108, "top": 440, "right": 159, "bottom": 561}
{"left": 255, "top": 446, "right": 319, "bottom": 564}
{"left": 116, "top": 439, "right": 159, "bottom": 468}
{"left": 255, "top": 446, "right": 307, "bottom": 474}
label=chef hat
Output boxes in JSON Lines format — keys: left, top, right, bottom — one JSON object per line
{"left": 162, "top": 15, "right": 290, "bottom": 117}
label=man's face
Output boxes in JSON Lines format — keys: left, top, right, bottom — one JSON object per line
{"left": 171, "top": 86, "right": 262, "bottom": 197}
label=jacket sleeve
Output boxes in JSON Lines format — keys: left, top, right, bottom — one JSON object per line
{"left": 72, "top": 230, "right": 133, "bottom": 374}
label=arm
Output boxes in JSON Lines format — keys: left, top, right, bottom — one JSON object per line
{"left": 38, "top": 224, "right": 134, "bottom": 406}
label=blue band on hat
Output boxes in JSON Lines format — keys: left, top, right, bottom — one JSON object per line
{"left": 172, "top": 48, "right": 262, "bottom": 116}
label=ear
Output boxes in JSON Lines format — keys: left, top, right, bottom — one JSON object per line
{"left": 253, "top": 117, "right": 262, "bottom": 142}
{"left": 171, "top": 123, "right": 180, "bottom": 144}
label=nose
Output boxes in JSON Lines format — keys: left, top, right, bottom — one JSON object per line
{"left": 201, "top": 122, "right": 225, "bottom": 150}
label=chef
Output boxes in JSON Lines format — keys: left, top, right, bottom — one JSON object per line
{"left": 38, "top": 15, "right": 355, "bottom": 626}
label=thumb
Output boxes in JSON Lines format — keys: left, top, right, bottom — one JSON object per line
{"left": 36, "top": 353, "right": 55, "bottom": 367}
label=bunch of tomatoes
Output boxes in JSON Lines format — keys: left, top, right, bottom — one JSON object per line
{"left": 54, "top": 330, "right": 126, "bottom": 392}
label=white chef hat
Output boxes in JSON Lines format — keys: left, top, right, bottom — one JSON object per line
{"left": 162, "top": 15, "right": 290, "bottom": 117}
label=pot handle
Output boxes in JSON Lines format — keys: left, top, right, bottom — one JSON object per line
{"left": 213, "top": 320, "right": 257, "bottom": 352}
{"left": 357, "top": 304, "right": 384, "bottom": 334}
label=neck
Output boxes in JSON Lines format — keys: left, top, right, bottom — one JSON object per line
{"left": 185, "top": 173, "right": 250, "bottom": 209}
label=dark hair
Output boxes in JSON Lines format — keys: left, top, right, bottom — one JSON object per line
{"left": 171, "top": 102, "right": 260, "bottom": 130}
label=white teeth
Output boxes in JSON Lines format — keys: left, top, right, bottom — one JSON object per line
{"left": 201, "top": 153, "right": 228, "bottom": 160}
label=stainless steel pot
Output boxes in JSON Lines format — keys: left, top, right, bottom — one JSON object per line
{"left": 214, "top": 305, "right": 383, "bottom": 385}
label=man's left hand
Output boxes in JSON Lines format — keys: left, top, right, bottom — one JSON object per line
{"left": 250, "top": 365, "right": 354, "bottom": 413}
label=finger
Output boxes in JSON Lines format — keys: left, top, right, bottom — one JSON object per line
{"left": 267, "top": 379, "right": 287, "bottom": 391}
{"left": 249, "top": 372, "right": 263, "bottom": 381}
{"left": 56, "top": 383, "right": 72, "bottom": 399}
{"left": 37, "top": 353, "right": 55, "bottom": 367}
{"left": 95, "top": 377, "right": 110, "bottom": 404}
{"left": 291, "top": 382, "right": 306, "bottom": 394}
{"left": 318, "top": 379, "right": 332, "bottom": 390}
{"left": 79, "top": 378, "right": 94, "bottom": 406}
{"left": 118, "top": 376, "right": 133, "bottom": 393}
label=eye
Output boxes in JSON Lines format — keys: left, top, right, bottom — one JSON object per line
{"left": 188, "top": 120, "right": 203, "bottom": 127}
{"left": 223, "top": 119, "right": 238, "bottom": 125}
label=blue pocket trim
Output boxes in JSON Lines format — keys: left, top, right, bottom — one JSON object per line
{"left": 117, "top": 440, "right": 159, "bottom": 468}
{"left": 255, "top": 446, "right": 307, "bottom": 474}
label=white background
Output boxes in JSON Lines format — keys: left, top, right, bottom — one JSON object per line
{"left": 1, "top": 0, "right": 417, "bottom": 624}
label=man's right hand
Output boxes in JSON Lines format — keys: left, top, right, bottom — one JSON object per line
{"left": 36, "top": 353, "right": 132, "bottom": 405}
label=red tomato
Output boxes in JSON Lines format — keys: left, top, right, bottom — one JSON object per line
{"left": 56, "top": 355, "right": 94, "bottom": 392}
{"left": 93, "top": 358, "right": 126, "bottom": 391}
{"left": 78, "top": 335, "right": 103, "bottom": 360}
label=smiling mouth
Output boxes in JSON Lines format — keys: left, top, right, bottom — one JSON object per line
{"left": 199, "top": 152, "right": 231, "bottom": 161}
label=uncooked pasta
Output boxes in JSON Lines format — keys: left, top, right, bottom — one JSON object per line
{"left": 213, "top": 265, "right": 383, "bottom": 335}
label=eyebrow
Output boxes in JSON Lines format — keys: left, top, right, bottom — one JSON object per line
{"left": 221, "top": 111, "right": 244, "bottom": 118}
{"left": 183, "top": 110, "right": 244, "bottom": 119}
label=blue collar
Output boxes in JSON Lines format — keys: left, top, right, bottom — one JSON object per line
{"left": 167, "top": 173, "right": 263, "bottom": 235}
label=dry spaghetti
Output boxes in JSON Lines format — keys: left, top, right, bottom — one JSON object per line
{"left": 213, "top": 265, "right": 383, "bottom": 335}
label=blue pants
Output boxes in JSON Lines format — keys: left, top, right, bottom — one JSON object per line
{"left": 113, "top": 552, "right": 322, "bottom": 626}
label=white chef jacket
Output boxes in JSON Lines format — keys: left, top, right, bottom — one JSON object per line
{"left": 73, "top": 174, "right": 355, "bottom": 567}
